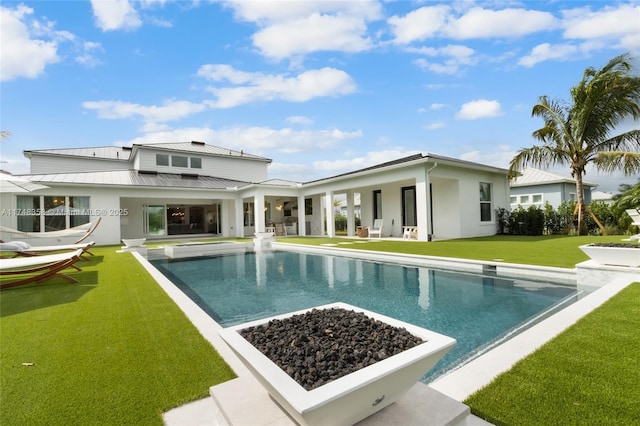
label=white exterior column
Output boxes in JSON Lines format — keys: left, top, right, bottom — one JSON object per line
{"left": 297, "top": 194, "right": 306, "bottom": 236}
{"left": 234, "top": 197, "right": 244, "bottom": 237}
{"left": 346, "top": 190, "right": 355, "bottom": 236}
{"left": 254, "top": 193, "right": 265, "bottom": 233}
{"left": 416, "top": 171, "right": 430, "bottom": 241}
{"left": 325, "top": 191, "right": 335, "bottom": 237}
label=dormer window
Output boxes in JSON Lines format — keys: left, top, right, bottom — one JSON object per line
{"left": 172, "top": 155, "right": 188, "bottom": 168}
{"left": 156, "top": 154, "right": 169, "bottom": 166}
{"left": 190, "top": 157, "right": 202, "bottom": 169}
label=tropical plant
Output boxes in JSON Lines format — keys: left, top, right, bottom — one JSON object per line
{"left": 510, "top": 53, "right": 640, "bottom": 234}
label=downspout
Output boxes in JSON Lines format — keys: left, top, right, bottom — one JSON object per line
{"left": 425, "top": 162, "right": 438, "bottom": 241}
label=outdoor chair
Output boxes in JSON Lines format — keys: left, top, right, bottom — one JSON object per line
{"left": 621, "top": 208, "right": 640, "bottom": 242}
{"left": 0, "top": 248, "right": 84, "bottom": 290}
{"left": 367, "top": 219, "right": 383, "bottom": 238}
{"left": 402, "top": 226, "right": 418, "bottom": 240}
{"left": 0, "top": 241, "right": 95, "bottom": 259}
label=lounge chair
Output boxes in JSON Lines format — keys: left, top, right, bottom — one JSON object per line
{"left": 0, "top": 217, "right": 102, "bottom": 245}
{"left": 0, "top": 241, "right": 95, "bottom": 259}
{"left": 0, "top": 248, "right": 84, "bottom": 290}
{"left": 622, "top": 208, "right": 640, "bottom": 242}
{"left": 367, "top": 219, "right": 383, "bottom": 238}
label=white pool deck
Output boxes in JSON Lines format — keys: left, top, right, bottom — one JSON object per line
{"left": 130, "top": 243, "right": 638, "bottom": 426}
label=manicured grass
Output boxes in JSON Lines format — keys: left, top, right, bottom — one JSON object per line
{"left": 280, "top": 234, "right": 628, "bottom": 268}
{"left": 464, "top": 282, "right": 640, "bottom": 425}
{"left": 0, "top": 246, "right": 236, "bottom": 425}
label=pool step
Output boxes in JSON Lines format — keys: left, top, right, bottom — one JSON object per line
{"left": 209, "top": 374, "right": 476, "bottom": 426}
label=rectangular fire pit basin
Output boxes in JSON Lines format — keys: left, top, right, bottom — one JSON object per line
{"left": 219, "top": 302, "right": 456, "bottom": 426}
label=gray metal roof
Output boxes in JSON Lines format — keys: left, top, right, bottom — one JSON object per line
{"left": 511, "top": 168, "right": 597, "bottom": 188}
{"left": 24, "top": 141, "right": 271, "bottom": 163}
{"left": 24, "top": 146, "right": 131, "bottom": 161}
{"left": 27, "top": 170, "right": 251, "bottom": 190}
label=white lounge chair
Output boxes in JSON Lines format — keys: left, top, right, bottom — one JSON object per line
{"left": 0, "top": 248, "right": 84, "bottom": 290}
{"left": 0, "top": 217, "right": 101, "bottom": 245}
{"left": 367, "top": 219, "right": 383, "bottom": 238}
{"left": 0, "top": 241, "right": 95, "bottom": 259}
{"left": 402, "top": 226, "right": 418, "bottom": 240}
{"left": 622, "top": 208, "right": 640, "bottom": 242}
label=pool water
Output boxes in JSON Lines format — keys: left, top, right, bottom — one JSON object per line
{"left": 150, "top": 250, "right": 577, "bottom": 381}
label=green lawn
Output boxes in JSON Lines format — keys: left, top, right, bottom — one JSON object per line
{"left": 1, "top": 235, "right": 637, "bottom": 424}
{"left": 464, "top": 282, "right": 640, "bottom": 425}
{"left": 0, "top": 246, "right": 236, "bottom": 425}
{"left": 281, "top": 234, "right": 627, "bottom": 268}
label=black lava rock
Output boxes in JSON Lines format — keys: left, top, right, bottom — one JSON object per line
{"left": 239, "top": 307, "right": 425, "bottom": 391}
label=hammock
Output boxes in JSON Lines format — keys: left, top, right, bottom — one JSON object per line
{"left": 0, "top": 217, "right": 102, "bottom": 244}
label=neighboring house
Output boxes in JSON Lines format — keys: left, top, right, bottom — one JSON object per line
{"left": 0, "top": 141, "right": 509, "bottom": 245}
{"left": 591, "top": 190, "right": 615, "bottom": 205}
{"left": 509, "top": 168, "right": 596, "bottom": 210}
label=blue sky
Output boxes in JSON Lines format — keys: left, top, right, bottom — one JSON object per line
{"left": 1, "top": 0, "right": 639, "bottom": 192}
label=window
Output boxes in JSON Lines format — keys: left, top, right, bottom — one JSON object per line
{"left": 156, "top": 154, "right": 169, "bottom": 166}
{"left": 373, "top": 190, "right": 382, "bottom": 220}
{"left": 520, "top": 195, "right": 530, "bottom": 204}
{"left": 532, "top": 194, "right": 543, "bottom": 204}
{"left": 479, "top": 183, "right": 492, "bottom": 222}
{"left": 16, "top": 195, "right": 90, "bottom": 232}
{"left": 171, "top": 155, "right": 188, "bottom": 167}
{"left": 190, "top": 157, "right": 202, "bottom": 169}
{"left": 510, "top": 196, "right": 517, "bottom": 204}
{"left": 243, "top": 202, "right": 255, "bottom": 226}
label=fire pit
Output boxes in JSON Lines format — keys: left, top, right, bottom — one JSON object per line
{"left": 219, "top": 302, "right": 456, "bottom": 426}
{"left": 579, "top": 243, "right": 640, "bottom": 267}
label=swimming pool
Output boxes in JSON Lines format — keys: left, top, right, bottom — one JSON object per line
{"left": 150, "top": 249, "right": 577, "bottom": 381}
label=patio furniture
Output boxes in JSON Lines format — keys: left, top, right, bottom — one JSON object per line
{"left": 0, "top": 241, "right": 95, "bottom": 259}
{"left": 0, "top": 248, "right": 84, "bottom": 290}
{"left": 367, "top": 219, "right": 383, "bottom": 238}
{"left": 0, "top": 217, "right": 102, "bottom": 244}
{"left": 622, "top": 208, "right": 640, "bottom": 242}
{"left": 403, "top": 226, "right": 418, "bottom": 240}
{"left": 356, "top": 226, "right": 368, "bottom": 238}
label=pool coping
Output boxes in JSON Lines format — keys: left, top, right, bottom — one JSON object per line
{"left": 132, "top": 245, "right": 636, "bottom": 421}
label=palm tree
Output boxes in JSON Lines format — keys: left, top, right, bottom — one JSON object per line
{"left": 510, "top": 53, "right": 640, "bottom": 234}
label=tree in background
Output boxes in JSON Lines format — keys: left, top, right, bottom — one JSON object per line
{"left": 510, "top": 53, "right": 640, "bottom": 235}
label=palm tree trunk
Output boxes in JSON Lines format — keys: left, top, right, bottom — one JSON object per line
{"left": 575, "top": 173, "right": 586, "bottom": 235}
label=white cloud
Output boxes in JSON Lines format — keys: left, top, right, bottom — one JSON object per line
{"left": 313, "top": 148, "right": 420, "bottom": 173}
{"left": 90, "top": 0, "right": 142, "bottom": 31}
{"left": 222, "top": 0, "right": 381, "bottom": 60}
{"left": 425, "top": 122, "right": 445, "bottom": 130}
{"left": 410, "top": 44, "right": 476, "bottom": 74}
{"left": 389, "top": 6, "right": 557, "bottom": 44}
{"left": 286, "top": 116, "right": 314, "bottom": 125}
{"left": 0, "top": 4, "right": 59, "bottom": 81}
{"left": 456, "top": 99, "right": 503, "bottom": 120}
{"left": 82, "top": 99, "right": 207, "bottom": 128}
{"left": 445, "top": 7, "right": 557, "bottom": 39}
{"left": 118, "top": 125, "right": 363, "bottom": 157}
{"left": 518, "top": 43, "right": 579, "bottom": 67}
{"left": 201, "top": 66, "right": 357, "bottom": 108}
{"left": 430, "top": 103, "right": 445, "bottom": 110}
{"left": 562, "top": 4, "right": 640, "bottom": 41}
{"left": 460, "top": 145, "right": 516, "bottom": 169}
{"left": 253, "top": 13, "right": 373, "bottom": 60}
{"left": 388, "top": 5, "right": 450, "bottom": 44}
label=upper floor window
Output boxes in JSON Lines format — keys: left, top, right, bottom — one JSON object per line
{"left": 479, "top": 183, "right": 492, "bottom": 222}
{"left": 156, "top": 154, "right": 169, "bottom": 166}
{"left": 190, "top": 157, "right": 202, "bottom": 169}
{"left": 172, "top": 155, "right": 188, "bottom": 168}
